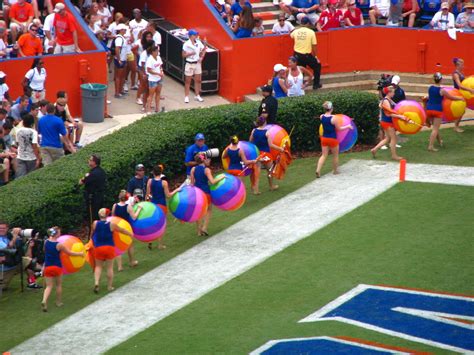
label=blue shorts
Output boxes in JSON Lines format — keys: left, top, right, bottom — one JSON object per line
{"left": 114, "top": 58, "right": 126, "bottom": 69}
{"left": 149, "top": 80, "right": 162, "bottom": 88}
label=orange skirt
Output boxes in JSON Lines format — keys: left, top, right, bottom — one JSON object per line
{"left": 157, "top": 204, "right": 168, "bottom": 214}
{"left": 44, "top": 265, "right": 63, "bottom": 277}
{"left": 320, "top": 137, "right": 339, "bottom": 148}
{"left": 94, "top": 246, "right": 115, "bottom": 261}
{"left": 426, "top": 110, "right": 443, "bottom": 119}
{"left": 380, "top": 121, "right": 394, "bottom": 130}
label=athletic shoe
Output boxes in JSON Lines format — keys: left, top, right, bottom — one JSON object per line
{"left": 195, "top": 95, "right": 204, "bottom": 102}
{"left": 27, "top": 283, "right": 43, "bottom": 289}
{"left": 131, "top": 85, "right": 139, "bottom": 90}
{"left": 114, "top": 94, "right": 123, "bottom": 99}
{"left": 380, "top": 145, "right": 388, "bottom": 150}
{"left": 123, "top": 83, "right": 129, "bottom": 92}
{"left": 184, "top": 96, "right": 190, "bottom": 103}
{"left": 106, "top": 100, "right": 111, "bottom": 104}
{"left": 75, "top": 142, "right": 83, "bottom": 149}
{"left": 287, "top": 15, "right": 295, "bottom": 21}
{"left": 136, "top": 98, "right": 143, "bottom": 105}
{"left": 396, "top": 144, "right": 402, "bottom": 148}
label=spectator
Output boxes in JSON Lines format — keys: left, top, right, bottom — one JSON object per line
{"left": 38, "top": 103, "right": 75, "bottom": 166}
{"left": 390, "top": 75, "right": 406, "bottom": 103}
{"left": 52, "top": 2, "right": 81, "bottom": 54}
{"left": 272, "top": 63, "right": 289, "bottom": 98}
{"left": 136, "top": 35, "right": 153, "bottom": 108}
{"left": 0, "top": 27, "right": 7, "bottom": 58}
{"left": 184, "top": 133, "right": 208, "bottom": 177}
{"left": 129, "top": 8, "right": 148, "bottom": 42}
{"left": 0, "top": 71, "right": 10, "bottom": 102}
{"left": 317, "top": 0, "right": 344, "bottom": 31}
{"left": 344, "top": 0, "right": 364, "bottom": 26}
{"left": 22, "top": 58, "right": 46, "bottom": 103}
{"left": 450, "top": 0, "right": 465, "bottom": 18}
{"left": 214, "top": 0, "right": 230, "bottom": 23}
{"left": 182, "top": 29, "right": 206, "bottom": 104}
{"left": 145, "top": 45, "right": 163, "bottom": 114}
{"left": 79, "top": 154, "right": 107, "bottom": 223}
{"left": 231, "top": 0, "right": 252, "bottom": 16}
{"left": 124, "top": 19, "right": 139, "bottom": 92}
{"left": 280, "top": 0, "right": 320, "bottom": 25}
{"left": 15, "top": 113, "right": 40, "bottom": 178}
{"left": 258, "top": 84, "right": 278, "bottom": 124}
{"left": 338, "top": 0, "right": 349, "bottom": 13}
{"left": 113, "top": 23, "right": 128, "bottom": 98}
{"left": 10, "top": 95, "right": 30, "bottom": 120}
{"left": 287, "top": 56, "right": 313, "bottom": 96}
{"left": 252, "top": 16, "right": 264, "bottom": 36}
{"left": 369, "top": 0, "right": 390, "bottom": 24}
{"left": 43, "top": 9, "right": 55, "bottom": 53}
{"left": 0, "top": 108, "right": 6, "bottom": 126}
{"left": 387, "top": 0, "right": 403, "bottom": 26}
{"left": 430, "top": 2, "right": 455, "bottom": 30}
{"left": 97, "top": 0, "right": 113, "bottom": 25}
{"left": 233, "top": 5, "right": 254, "bottom": 38}
{"left": 401, "top": 0, "right": 418, "bottom": 27}
{"left": 37, "top": 99, "right": 48, "bottom": 119}
{"left": 455, "top": 2, "right": 474, "bottom": 31}
{"left": 126, "top": 163, "right": 149, "bottom": 195}
{"left": 1, "top": 121, "right": 15, "bottom": 151}
{"left": 55, "top": 93, "right": 83, "bottom": 148}
{"left": 272, "top": 13, "right": 295, "bottom": 34}
{"left": 9, "top": 0, "right": 34, "bottom": 41}
{"left": 106, "top": 11, "right": 123, "bottom": 55}
{"left": 146, "top": 20, "right": 162, "bottom": 48}
{"left": 291, "top": 17, "right": 322, "bottom": 90}
{"left": 0, "top": 128, "right": 14, "bottom": 184}
{"left": 0, "top": 223, "right": 21, "bottom": 290}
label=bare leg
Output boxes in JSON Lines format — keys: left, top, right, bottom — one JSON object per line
{"left": 41, "top": 277, "right": 54, "bottom": 311}
{"left": 371, "top": 132, "right": 389, "bottom": 158}
{"left": 194, "top": 74, "right": 202, "bottom": 97}
{"left": 387, "top": 127, "right": 402, "bottom": 160}
{"left": 184, "top": 76, "right": 192, "bottom": 98}
{"left": 316, "top": 146, "right": 329, "bottom": 177}
{"left": 147, "top": 86, "right": 156, "bottom": 113}
{"left": 428, "top": 118, "right": 442, "bottom": 151}
{"left": 251, "top": 164, "right": 261, "bottom": 194}
{"left": 55, "top": 276, "right": 63, "bottom": 306}
{"left": 128, "top": 243, "right": 138, "bottom": 266}
{"left": 75, "top": 121, "right": 84, "bottom": 142}
{"left": 155, "top": 84, "right": 162, "bottom": 112}
{"left": 331, "top": 145, "right": 340, "bottom": 174}
{"left": 94, "top": 259, "right": 104, "bottom": 291}
{"left": 201, "top": 207, "right": 212, "bottom": 234}
{"left": 454, "top": 118, "right": 464, "bottom": 133}
{"left": 116, "top": 255, "right": 123, "bottom": 271}
{"left": 106, "top": 260, "right": 114, "bottom": 291}
{"left": 407, "top": 12, "right": 416, "bottom": 27}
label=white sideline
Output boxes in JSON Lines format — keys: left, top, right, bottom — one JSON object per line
{"left": 11, "top": 160, "right": 474, "bottom": 354}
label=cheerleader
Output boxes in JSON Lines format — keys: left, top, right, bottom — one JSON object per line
{"left": 190, "top": 153, "right": 225, "bottom": 237}
{"left": 41, "top": 227, "right": 84, "bottom": 312}
{"left": 316, "top": 101, "right": 353, "bottom": 177}
{"left": 222, "top": 135, "right": 257, "bottom": 176}
{"left": 452, "top": 58, "right": 473, "bottom": 133}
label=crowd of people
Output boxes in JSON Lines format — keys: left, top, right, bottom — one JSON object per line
{"left": 212, "top": 0, "right": 473, "bottom": 36}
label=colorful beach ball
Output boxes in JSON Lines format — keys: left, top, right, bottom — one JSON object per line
{"left": 460, "top": 76, "right": 474, "bottom": 110}
{"left": 107, "top": 216, "right": 133, "bottom": 256}
{"left": 222, "top": 141, "right": 260, "bottom": 177}
{"left": 442, "top": 87, "right": 466, "bottom": 122}
{"left": 393, "top": 100, "right": 426, "bottom": 135}
{"left": 266, "top": 124, "right": 291, "bottom": 159}
{"left": 131, "top": 202, "right": 166, "bottom": 242}
{"left": 319, "top": 114, "right": 358, "bottom": 152}
{"left": 57, "top": 235, "right": 85, "bottom": 275}
{"left": 210, "top": 173, "right": 246, "bottom": 211}
{"left": 169, "top": 185, "right": 209, "bottom": 223}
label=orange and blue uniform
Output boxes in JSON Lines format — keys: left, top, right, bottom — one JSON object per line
{"left": 426, "top": 86, "right": 444, "bottom": 118}
{"left": 150, "top": 179, "right": 167, "bottom": 214}
{"left": 380, "top": 98, "right": 395, "bottom": 130}
{"left": 320, "top": 114, "right": 339, "bottom": 148}
{"left": 44, "top": 240, "right": 62, "bottom": 277}
{"left": 252, "top": 128, "right": 273, "bottom": 161}
{"left": 194, "top": 165, "right": 211, "bottom": 204}
{"left": 92, "top": 220, "right": 115, "bottom": 260}
{"left": 227, "top": 148, "right": 243, "bottom": 175}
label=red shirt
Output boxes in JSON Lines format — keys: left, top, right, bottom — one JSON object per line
{"left": 18, "top": 33, "right": 43, "bottom": 56}
{"left": 53, "top": 12, "right": 77, "bottom": 46}
{"left": 342, "top": 7, "right": 363, "bottom": 25}
{"left": 318, "top": 9, "right": 343, "bottom": 31}
{"left": 402, "top": 0, "right": 419, "bottom": 12}
{"left": 9, "top": 2, "right": 34, "bottom": 23}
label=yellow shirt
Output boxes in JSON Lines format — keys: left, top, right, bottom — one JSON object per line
{"left": 290, "top": 27, "right": 317, "bottom": 54}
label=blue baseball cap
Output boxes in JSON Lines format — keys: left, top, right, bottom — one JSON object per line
{"left": 195, "top": 133, "right": 205, "bottom": 140}
{"left": 188, "top": 29, "right": 199, "bottom": 36}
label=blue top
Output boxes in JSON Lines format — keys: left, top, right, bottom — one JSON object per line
{"left": 114, "top": 203, "right": 130, "bottom": 222}
{"left": 14, "top": 96, "right": 33, "bottom": 112}
{"left": 380, "top": 98, "right": 394, "bottom": 123}
{"left": 426, "top": 86, "right": 443, "bottom": 112}
{"left": 215, "top": 3, "right": 227, "bottom": 20}
{"left": 92, "top": 220, "right": 114, "bottom": 248}
{"left": 253, "top": 128, "right": 270, "bottom": 153}
{"left": 185, "top": 143, "right": 208, "bottom": 175}
{"left": 227, "top": 148, "right": 242, "bottom": 170}
{"left": 194, "top": 165, "right": 210, "bottom": 194}
{"left": 453, "top": 71, "right": 465, "bottom": 90}
{"left": 127, "top": 176, "right": 149, "bottom": 195}
{"left": 150, "top": 179, "right": 166, "bottom": 206}
{"left": 235, "top": 27, "right": 252, "bottom": 38}
{"left": 273, "top": 77, "right": 287, "bottom": 99}
{"left": 44, "top": 240, "right": 62, "bottom": 268}
{"left": 231, "top": 1, "right": 252, "bottom": 15}
{"left": 0, "top": 234, "right": 22, "bottom": 271}
{"left": 38, "top": 114, "right": 67, "bottom": 148}
{"left": 292, "top": 0, "right": 319, "bottom": 12}
{"left": 321, "top": 115, "right": 337, "bottom": 139}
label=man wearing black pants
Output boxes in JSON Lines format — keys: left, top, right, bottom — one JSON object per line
{"left": 79, "top": 154, "right": 107, "bottom": 225}
{"left": 290, "top": 16, "right": 322, "bottom": 90}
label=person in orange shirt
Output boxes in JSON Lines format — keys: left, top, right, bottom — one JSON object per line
{"left": 17, "top": 24, "right": 43, "bottom": 57}
{"left": 9, "top": 0, "right": 34, "bottom": 41}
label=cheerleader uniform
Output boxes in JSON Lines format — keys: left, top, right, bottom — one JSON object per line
{"left": 380, "top": 98, "right": 395, "bottom": 130}
{"left": 227, "top": 148, "right": 243, "bottom": 175}
{"left": 114, "top": 203, "right": 130, "bottom": 222}
{"left": 453, "top": 70, "right": 465, "bottom": 90}
{"left": 150, "top": 178, "right": 167, "bottom": 214}
{"left": 253, "top": 128, "right": 273, "bottom": 161}
{"left": 426, "top": 86, "right": 444, "bottom": 118}
{"left": 92, "top": 220, "right": 115, "bottom": 260}
{"left": 44, "top": 240, "right": 62, "bottom": 277}
{"left": 194, "top": 165, "right": 211, "bottom": 204}
{"left": 320, "top": 115, "right": 339, "bottom": 148}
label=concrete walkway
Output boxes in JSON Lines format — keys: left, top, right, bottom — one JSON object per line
{"left": 11, "top": 160, "right": 474, "bottom": 354}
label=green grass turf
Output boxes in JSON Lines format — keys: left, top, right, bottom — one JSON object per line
{"left": 109, "top": 182, "right": 474, "bottom": 354}
{"left": 1, "top": 125, "right": 473, "bottom": 350}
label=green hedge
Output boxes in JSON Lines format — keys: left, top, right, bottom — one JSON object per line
{"left": 0, "top": 90, "right": 379, "bottom": 232}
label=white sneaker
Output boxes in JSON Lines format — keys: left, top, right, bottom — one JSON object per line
{"left": 123, "top": 83, "right": 129, "bottom": 92}
{"left": 106, "top": 100, "right": 111, "bottom": 105}
{"left": 380, "top": 145, "right": 388, "bottom": 150}
{"left": 396, "top": 144, "right": 402, "bottom": 148}
{"left": 184, "top": 96, "right": 190, "bottom": 103}
{"left": 136, "top": 98, "right": 143, "bottom": 105}
{"left": 287, "top": 15, "right": 295, "bottom": 21}
{"left": 194, "top": 95, "right": 204, "bottom": 102}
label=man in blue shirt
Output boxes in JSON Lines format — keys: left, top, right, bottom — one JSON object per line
{"left": 280, "top": 0, "right": 320, "bottom": 25}
{"left": 231, "top": 0, "right": 252, "bottom": 16}
{"left": 127, "top": 163, "right": 149, "bottom": 196}
{"left": 0, "top": 222, "right": 21, "bottom": 291}
{"left": 38, "top": 103, "right": 75, "bottom": 165}
{"left": 185, "top": 133, "right": 208, "bottom": 176}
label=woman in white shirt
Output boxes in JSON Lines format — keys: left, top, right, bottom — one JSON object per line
{"left": 136, "top": 31, "right": 153, "bottom": 108}
{"left": 22, "top": 58, "right": 47, "bottom": 103}
{"left": 287, "top": 56, "right": 312, "bottom": 97}
{"left": 430, "top": 3, "right": 455, "bottom": 30}
{"left": 145, "top": 45, "right": 164, "bottom": 114}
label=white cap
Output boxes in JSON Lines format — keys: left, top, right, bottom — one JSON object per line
{"left": 391, "top": 75, "right": 401, "bottom": 85}
{"left": 217, "top": 0, "right": 225, "bottom": 4}
{"left": 116, "top": 23, "right": 128, "bottom": 32}
{"left": 0, "top": 71, "right": 5, "bottom": 79}
{"left": 441, "top": 2, "right": 449, "bottom": 9}
{"left": 273, "top": 63, "right": 287, "bottom": 72}
{"left": 53, "top": 2, "right": 65, "bottom": 13}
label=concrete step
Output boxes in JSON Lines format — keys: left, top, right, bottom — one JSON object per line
{"left": 252, "top": 2, "right": 279, "bottom": 12}
{"left": 254, "top": 10, "right": 280, "bottom": 21}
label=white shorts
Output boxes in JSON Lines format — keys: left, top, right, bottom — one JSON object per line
{"left": 54, "top": 44, "right": 75, "bottom": 54}
{"left": 9, "top": 22, "right": 26, "bottom": 32}
{"left": 373, "top": 7, "right": 389, "bottom": 17}
{"left": 31, "top": 89, "right": 46, "bottom": 103}
{"left": 296, "top": 12, "right": 320, "bottom": 25}
{"left": 185, "top": 62, "right": 202, "bottom": 77}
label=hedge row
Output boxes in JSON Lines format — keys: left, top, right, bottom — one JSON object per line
{"left": 0, "top": 90, "right": 379, "bottom": 232}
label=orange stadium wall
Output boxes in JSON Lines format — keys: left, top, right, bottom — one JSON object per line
{"left": 112, "top": 0, "right": 473, "bottom": 102}
{"left": 0, "top": 0, "right": 107, "bottom": 117}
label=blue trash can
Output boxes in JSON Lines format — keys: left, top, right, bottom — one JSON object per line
{"left": 80, "top": 83, "right": 107, "bottom": 123}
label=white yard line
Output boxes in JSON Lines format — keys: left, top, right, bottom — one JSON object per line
{"left": 11, "top": 160, "right": 474, "bottom": 354}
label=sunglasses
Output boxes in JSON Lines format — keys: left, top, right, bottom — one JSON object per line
{"left": 30, "top": 28, "right": 38, "bottom": 32}
{"left": 57, "top": 103, "right": 65, "bottom": 107}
